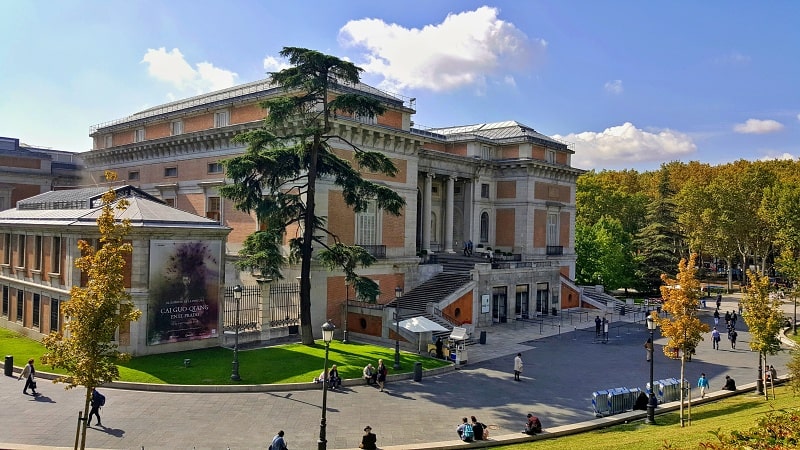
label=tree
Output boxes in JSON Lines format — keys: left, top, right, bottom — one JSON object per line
{"left": 741, "top": 270, "right": 785, "bottom": 398}
{"left": 220, "top": 47, "right": 405, "bottom": 344}
{"left": 636, "top": 168, "right": 683, "bottom": 294}
{"left": 41, "top": 171, "right": 142, "bottom": 449}
{"left": 575, "top": 217, "right": 636, "bottom": 291}
{"left": 657, "top": 252, "right": 709, "bottom": 427}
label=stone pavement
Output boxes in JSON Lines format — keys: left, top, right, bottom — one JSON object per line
{"left": 0, "top": 294, "right": 794, "bottom": 449}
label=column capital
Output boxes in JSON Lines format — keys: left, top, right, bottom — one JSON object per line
{"left": 426, "top": 172, "right": 435, "bottom": 179}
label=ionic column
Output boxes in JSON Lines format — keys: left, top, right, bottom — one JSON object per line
{"left": 444, "top": 176, "right": 456, "bottom": 253}
{"left": 422, "top": 173, "right": 433, "bottom": 253}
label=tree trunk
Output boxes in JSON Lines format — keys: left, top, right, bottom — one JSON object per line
{"left": 679, "top": 355, "right": 686, "bottom": 427}
{"left": 79, "top": 387, "right": 91, "bottom": 449}
{"left": 299, "top": 137, "right": 320, "bottom": 345}
{"left": 726, "top": 256, "right": 733, "bottom": 292}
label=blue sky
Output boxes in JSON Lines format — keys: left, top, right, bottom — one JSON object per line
{"left": 1, "top": 1, "right": 798, "bottom": 171}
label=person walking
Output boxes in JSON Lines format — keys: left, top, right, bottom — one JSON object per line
{"left": 697, "top": 373, "right": 710, "bottom": 398}
{"left": 716, "top": 294, "right": 722, "bottom": 310}
{"left": 713, "top": 309, "right": 720, "bottom": 326}
{"left": 269, "top": 430, "right": 288, "bottom": 450}
{"left": 359, "top": 425, "right": 377, "bottom": 450}
{"left": 711, "top": 327, "right": 721, "bottom": 350}
{"left": 18, "top": 358, "right": 38, "bottom": 396}
{"left": 595, "top": 316, "right": 602, "bottom": 337}
{"left": 435, "top": 336, "right": 444, "bottom": 359}
{"left": 729, "top": 328, "right": 738, "bottom": 349}
{"left": 644, "top": 337, "right": 654, "bottom": 362}
{"left": 513, "top": 353, "right": 523, "bottom": 381}
{"left": 376, "top": 359, "right": 388, "bottom": 392}
{"left": 87, "top": 387, "right": 106, "bottom": 426}
{"left": 731, "top": 311, "right": 738, "bottom": 328}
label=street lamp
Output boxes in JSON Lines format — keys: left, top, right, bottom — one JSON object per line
{"left": 230, "top": 284, "right": 242, "bottom": 381}
{"left": 342, "top": 280, "right": 350, "bottom": 343}
{"left": 645, "top": 313, "right": 658, "bottom": 425}
{"left": 394, "top": 286, "right": 403, "bottom": 370}
{"left": 318, "top": 319, "right": 336, "bottom": 450}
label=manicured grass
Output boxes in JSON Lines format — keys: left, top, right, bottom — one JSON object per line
{"left": 0, "top": 328, "right": 450, "bottom": 384}
{"left": 494, "top": 386, "right": 800, "bottom": 450}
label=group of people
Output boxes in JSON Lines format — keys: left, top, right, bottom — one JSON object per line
{"left": 315, "top": 364, "right": 342, "bottom": 390}
{"left": 362, "top": 359, "right": 388, "bottom": 391}
{"left": 270, "top": 425, "right": 378, "bottom": 450}
{"left": 456, "top": 416, "right": 490, "bottom": 441}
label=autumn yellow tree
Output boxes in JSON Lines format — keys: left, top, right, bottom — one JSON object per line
{"left": 657, "top": 252, "right": 709, "bottom": 427}
{"left": 741, "top": 270, "right": 784, "bottom": 398}
{"left": 41, "top": 171, "right": 141, "bottom": 449}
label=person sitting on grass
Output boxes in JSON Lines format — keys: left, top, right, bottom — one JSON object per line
{"left": 722, "top": 375, "right": 736, "bottom": 391}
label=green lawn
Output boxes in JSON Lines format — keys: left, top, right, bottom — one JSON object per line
{"left": 0, "top": 328, "right": 449, "bottom": 384}
{"left": 495, "top": 386, "right": 800, "bottom": 450}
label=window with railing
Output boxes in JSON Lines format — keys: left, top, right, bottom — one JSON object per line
{"left": 356, "top": 200, "right": 379, "bottom": 246}
{"left": 547, "top": 212, "right": 559, "bottom": 247}
{"left": 546, "top": 245, "right": 563, "bottom": 255}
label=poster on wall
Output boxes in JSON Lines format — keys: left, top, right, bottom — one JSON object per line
{"left": 147, "top": 240, "right": 221, "bottom": 345}
{"left": 481, "top": 294, "right": 490, "bottom": 313}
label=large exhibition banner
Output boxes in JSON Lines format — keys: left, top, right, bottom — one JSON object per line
{"left": 148, "top": 240, "right": 221, "bottom": 345}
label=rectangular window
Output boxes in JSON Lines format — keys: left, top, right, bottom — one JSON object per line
{"left": 515, "top": 284, "right": 529, "bottom": 318}
{"left": 547, "top": 212, "right": 559, "bottom": 246}
{"left": 355, "top": 112, "right": 376, "bottom": 125}
{"left": 206, "top": 196, "right": 221, "bottom": 223}
{"left": 164, "top": 167, "right": 178, "bottom": 177}
{"left": 214, "top": 110, "right": 230, "bottom": 128}
{"left": 32, "top": 293, "right": 40, "bottom": 328}
{"left": 50, "top": 298, "right": 60, "bottom": 332}
{"left": 2, "top": 285, "right": 8, "bottom": 317}
{"left": 34, "top": 235, "right": 42, "bottom": 271}
{"left": 128, "top": 171, "right": 140, "bottom": 181}
{"left": 170, "top": 120, "right": 184, "bottom": 136}
{"left": 51, "top": 236, "right": 61, "bottom": 274}
{"left": 207, "top": 162, "right": 223, "bottom": 174}
{"left": 481, "top": 183, "right": 490, "bottom": 199}
{"left": 3, "top": 233, "right": 10, "bottom": 264}
{"left": 16, "top": 235, "right": 25, "bottom": 268}
{"left": 546, "top": 149, "right": 556, "bottom": 163}
{"left": 164, "top": 198, "right": 176, "bottom": 207}
{"left": 16, "top": 290, "right": 23, "bottom": 323}
{"left": 134, "top": 128, "right": 145, "bottom": 143}
{"left": 481, "top": 145, "right": 491, "bottom": 160}
{"left": 104, "top": 134, "right": 113, "bottom": 148}
{"left": 356, "top": 201, "right": 378, "bottom": 245}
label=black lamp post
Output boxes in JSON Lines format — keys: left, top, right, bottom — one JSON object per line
{"left": 645, "top": 313, "right": 658, "bottom": 424}
{"left": 394, "top": 286, "right": 403, "bottom": 370}
{"left": 318, "top": 319, "right": 336, "bottom": 450}
{"left": 230, "top": 285, "right": 242, "bottom": 381}
{"left": 342, "top": 280, "right": 350, "bottom": 343}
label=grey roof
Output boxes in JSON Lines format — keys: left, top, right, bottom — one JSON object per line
{"left": 421, "top": 120, "right": 568, "bottom": 148}
{"left": 0, "top": 195, "right": 227, "bottom": 231}
{"left": 17, "top": 185, "right": 162, "bottom": 210}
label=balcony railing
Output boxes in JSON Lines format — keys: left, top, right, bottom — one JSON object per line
{"left": 358, "top": 244, "right": 386, "bottom": 259}
{"left": 546, "top": 245, "right": 563, "bottom": 256}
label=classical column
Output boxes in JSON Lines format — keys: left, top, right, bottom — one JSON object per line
{"left": 444, "top": 176, "right": 455, "bottom": 253}
{"left": 422, "top": 173, "right": 433, "bottom": 253}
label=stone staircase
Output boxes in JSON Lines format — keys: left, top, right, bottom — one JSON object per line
{"left": 432, "top": 253, "right": 487, "bottom": 273}
{"left": 386, "top": 272, "right": 477, "bottom": 345}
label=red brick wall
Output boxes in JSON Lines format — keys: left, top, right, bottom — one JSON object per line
{"left": 447, "top": 143, "right": 468, "bottom": 157}
{"left": 145, "top": 122, "right": 171, "bottom": 140}
{"left": 495, "top": 209, "right": 515, "bottom": 247}
{"left": 533, "top": 210, "right": 546, "bottom": 247}
{"left": 382, "top": 210, "right": 405, "bottom": 248}
{"left": 231, "top": 104, "right": 266, "bottom": 124}
{"left": 183, "top": 113, "right": 214, "bottom": 133}
{"left": 376, "top": 110, "right": 403, "bottom": 129}
{"left": 498, "top": 145, "right": 519, "bottom": 159}
{"left": 327, "top": 191, "right": 354, "bottom": 245}
{"left": 561, "top": 281, "right": 580, "bottom": 309}
{"left": 351, "top": 313, "right": 383, "bottom": 337}
{"left": 560, "top": 211, "right": 571, "bottom": 247}
{"left": 12, "top": 184, "right": 43, "bottom": 206}
{"left": 556, "top": 151, "right": 568, "bottom": 165}
{"left": 0, "top": 156, "right": 40, "bottom": 169}
{"left": 442, "top": 291, "right": 473, "bottom": 324}
{"left": 496, "top": 181, "right": 516, "bottom": 199}
{"left": 533, "top": 182, "right": 571, "bottom": 203}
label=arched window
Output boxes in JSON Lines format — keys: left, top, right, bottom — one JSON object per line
{"left": 480, "top": 212, "right": 489, "bottom": 243}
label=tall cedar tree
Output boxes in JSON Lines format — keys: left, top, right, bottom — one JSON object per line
{"left": 657, "top": 252, "right": 709, "bottom": 427}
{"left": 41, "top": 171, "right": 141, "bottom": 449}
{"left": 741, "top": 270, "right": 785, "bottom": 399}
{"left": 636, "top": 167, "right": 683, "bottom": 294}
{"left": 220, "top": 48, "right": 405, "bottom": 344}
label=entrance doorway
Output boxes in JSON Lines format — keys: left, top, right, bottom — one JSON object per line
{"left": 492, "top": 286, "right": 508, "bottom": 323}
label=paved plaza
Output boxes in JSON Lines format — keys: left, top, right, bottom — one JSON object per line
{"left": 0, "top": 294, "right": 795, "bottom": 449}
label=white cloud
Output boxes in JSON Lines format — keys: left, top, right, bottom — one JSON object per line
{"left": 604, "top": 80, "right": 623, "bottom": 94}
{"left": 263, "top": 56, "right": 291, "bottom": 73}
{"left": 733, "top": 118, "right": 784, "bottom": 134}
{"left": 554, "top": 122, "right": 696, "bottom": 169}
{"left": 759, "top": 152, "right": 797, "bottom": 162}
{"left": 796, "top": 113, "right": 800, "bottom": 122}
{"left": 338, "top": 6, "right": 544, "bottom": 92}
{"left": 714, "top": 52, "right": 751, "bottom": 65}
{"left": 142, "top": 47, "right": 238, "bottom": 94}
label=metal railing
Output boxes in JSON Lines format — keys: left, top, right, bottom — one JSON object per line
{"left": 222, "top": 282, "right": 300, "bottom": 331}
{"left": 358, "top": 244, "right": 386, "bottom": 259}
{"left": 546, "top": 245, "right": 564, "bottom": 255}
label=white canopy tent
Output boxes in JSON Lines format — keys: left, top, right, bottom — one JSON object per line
{"left": 392, "top": 316, "right": 449, "bottom": 353}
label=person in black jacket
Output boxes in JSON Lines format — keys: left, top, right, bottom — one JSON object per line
{"left": 359, "top": 425, "right": 377, "bottom": 450}
{"left": 722, "top": 375, "right": 736, "bottom": 391}
{"left": 470, "top": 416, "right": 486, "bottom": 440}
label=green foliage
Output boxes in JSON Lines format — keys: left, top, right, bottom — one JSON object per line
{"left": 742, "top": 270, "right": 784, "bottom": 358}
{"left": 636, "top": 168, "right": 683, "bottom": 293}
{"left": 699, "top": 408, "right": 800, "bottom": 449}
{"left": 575, "top": 217, "right": 636, "bottom": 290}
{"left": 220, "top": 47, "right": 405, "bottom": 344}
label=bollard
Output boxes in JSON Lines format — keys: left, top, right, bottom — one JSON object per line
{"left": 4, "top": 355, "right": 13, "bottom": 377}
{"left": 413, "top": 362, "right": 422, "bottom": 382}
{"left": 479, "top": 330, "right": 487, "bottom": 345}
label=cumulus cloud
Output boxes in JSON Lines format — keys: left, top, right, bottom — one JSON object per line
{"left": 733, "top": 118, "right": 784, "bottom": 134}
{"left": 759, "top": 152, "right": 797, "bottom": 162}
{"left": 553, "top": 122, "right": 696, "bottom": 170}
{"left": 604, "top": 80, "right": 623, "bottom": 94}
{"left": 338, "top": 6, "right": 544, "bottom": 92}
{"left": 263, "top": 56, "right": 291, "bottom": 73}
{"left": 142, "top": 47, "right": 238, "bottom": 94}
{"left": 797, "top": 113, "right": 800, "bottom": 122}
